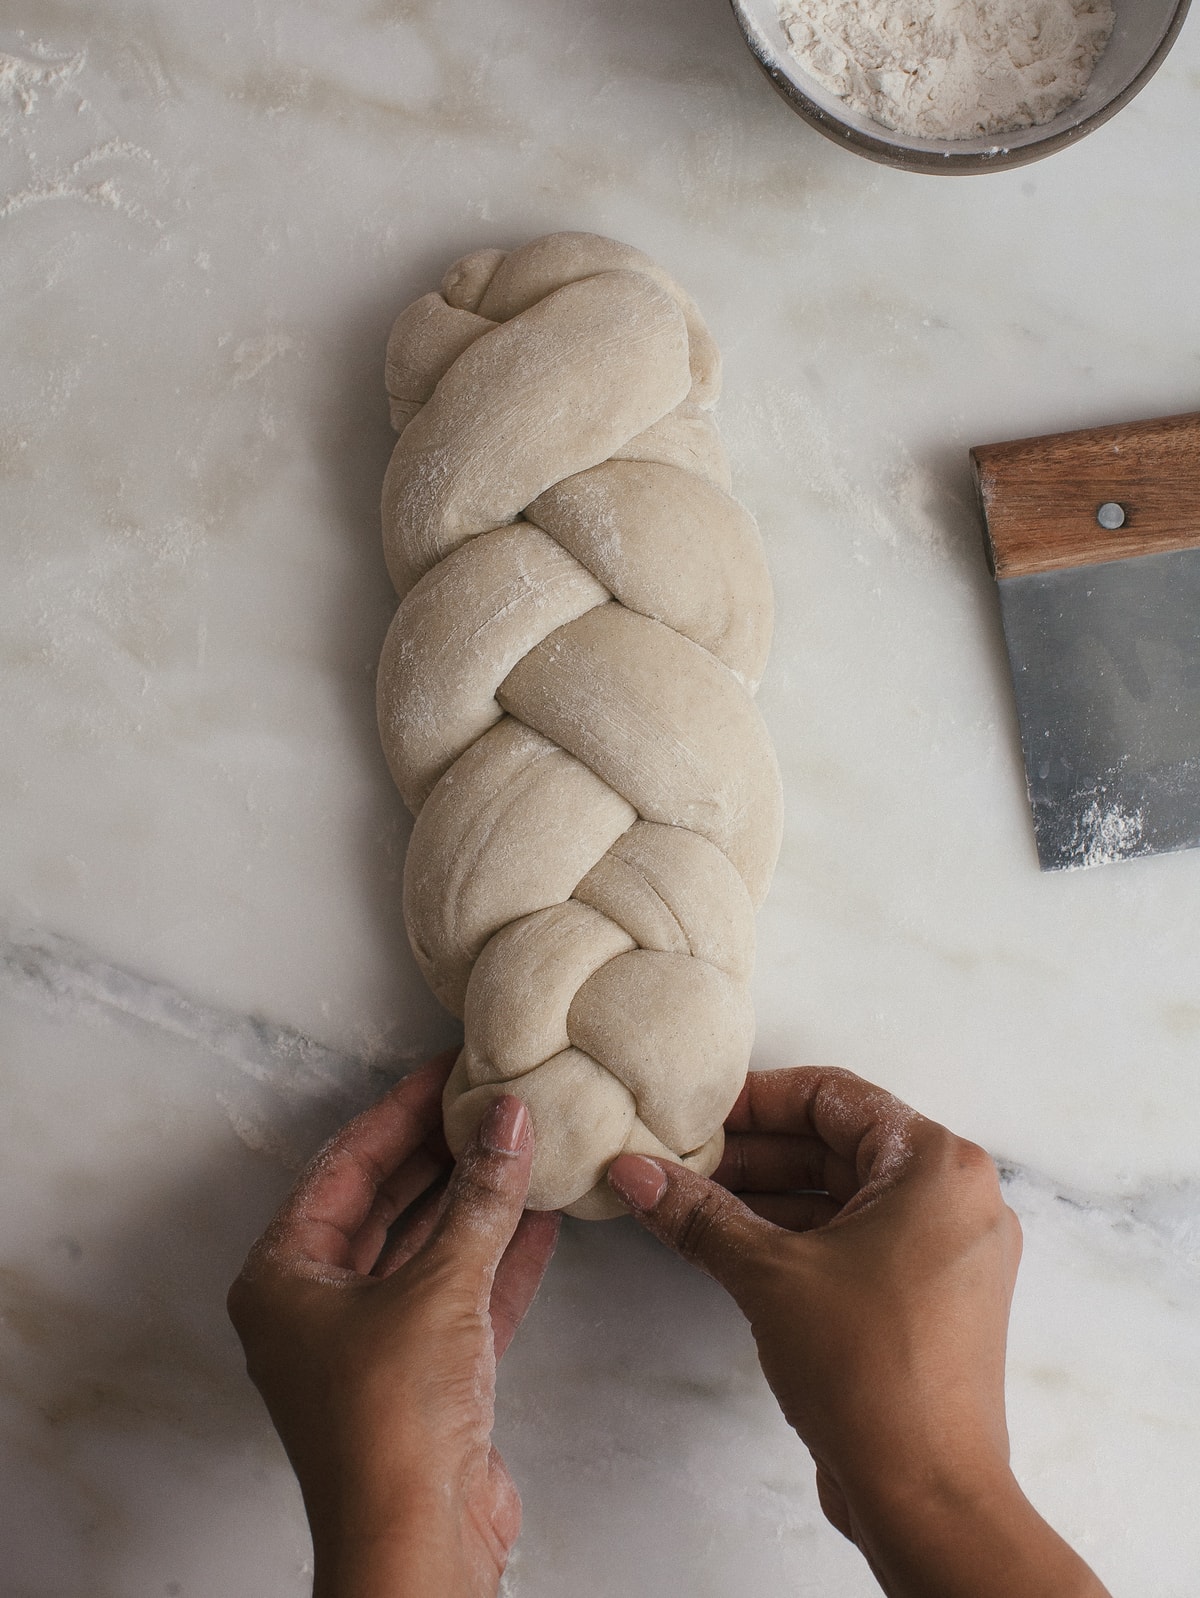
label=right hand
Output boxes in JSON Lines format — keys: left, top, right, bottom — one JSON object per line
{"left": 607, "top": 1067, "right": 1109, "bottom": 1598}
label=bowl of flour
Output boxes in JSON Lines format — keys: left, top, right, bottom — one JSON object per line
{"left": 730, "top": 0, "right": 1191, "bottom": 171}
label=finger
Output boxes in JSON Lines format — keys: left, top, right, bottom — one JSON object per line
{"left": 265, "top": 1052, "right": 456, "bottom": 1271}
{"left": 371, "top": 1176, "right": 450, "bottom": 1278}
{"left": 607, "top": 1155, "right": 774, "bottom": 1293}
{"left": 715, "top": 1132, "right": 859, "bottom": 1205}
{"left": 740, "top": 1192, "right": 841, "bottom": 1232}
{"left": 346, "top": 1140, "right": 450, "bottom": 1274}
{"left": 726, "top": 1067, "right": 927, "bottom": 1186}
{"left": 416, "top": 1095, "right": 534, "bottom": 1287}
{"left": 490, "top": 1209, "right": 561, "bottom": 1360}
{"left": 423, "top": 1120, "right": 453, "bottom": 1165}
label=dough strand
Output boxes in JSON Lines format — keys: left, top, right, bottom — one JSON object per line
{"left": 378, "top": 232, "right": 782, "bottom": 1218}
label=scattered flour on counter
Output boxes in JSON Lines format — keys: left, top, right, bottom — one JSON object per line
{"left": 776, "top": 0, "right": 1116, "bottom": 140}
{"left": 0, "top": 45, "right": 87, "bottom": 116}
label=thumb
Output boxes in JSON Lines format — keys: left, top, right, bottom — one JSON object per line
{"left": 608, "top": 1153, "right": 773, "bottom": 1296}
{"left": 419, "top": 1094, "right": 534, "bottom": 1286}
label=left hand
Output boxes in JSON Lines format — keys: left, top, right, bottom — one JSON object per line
{"left": 227, "top": 1052, "right": 560, "bottom": 1598}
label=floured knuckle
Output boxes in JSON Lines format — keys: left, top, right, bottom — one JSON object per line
{"left": 813, "top": 1063, "right": 864, "bottom": 1090}
{"left": 944, "top": 1137, "right": 1014, "bottom": 1230}
{"left": 952, "top": 1136, "right": 1001, "bottom": 1188}
{"left": 920, "top": 1126, "right": 990, "bottom": 1182}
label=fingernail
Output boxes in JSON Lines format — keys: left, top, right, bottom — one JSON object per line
{"left": 608, "top": 1154, "right": 668, "bottom": 1211}
{"left": 480, "top": 1095, "right": 528, "bottom": 1156}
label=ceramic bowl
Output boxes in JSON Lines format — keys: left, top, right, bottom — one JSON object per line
{"left": 730, "top": 0, "right": 1192, "bottom": 173}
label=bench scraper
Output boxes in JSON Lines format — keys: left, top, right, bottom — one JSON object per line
{"left": 971, "top": 411, "right": 1200, "bottom": 871}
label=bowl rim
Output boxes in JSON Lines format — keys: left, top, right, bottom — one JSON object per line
{"left": 729, "top": 0, "right": 1194, "bottom": 173}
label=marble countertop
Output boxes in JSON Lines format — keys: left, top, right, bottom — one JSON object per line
{"left": 3, "top": 1, "right": 1199, "bottom": 1593}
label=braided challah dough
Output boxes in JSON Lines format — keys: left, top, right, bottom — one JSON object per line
{"left": 377, "top": 232, "right": 782, "bottom": 1219}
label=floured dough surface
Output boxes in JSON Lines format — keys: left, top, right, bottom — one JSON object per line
{"left": 378, "top": 232, "right": 781, "bottom": 1218}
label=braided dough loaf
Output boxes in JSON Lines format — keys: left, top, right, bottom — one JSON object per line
{"left": 378, "top": 232, "right": 782, "bottom": 1219}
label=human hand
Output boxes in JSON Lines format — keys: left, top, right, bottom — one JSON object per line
{"left": 608, "top": 1067, "right": 1109, "bottom": 1598}
{"left": 227, "top": 1053, "right": 559, "bottom": 1598}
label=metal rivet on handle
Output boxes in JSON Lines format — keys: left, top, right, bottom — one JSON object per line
{"left": 1096, "top": 501, "right": 1126, "bottom": 529}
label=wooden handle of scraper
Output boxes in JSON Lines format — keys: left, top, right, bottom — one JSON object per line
{"left": 971, "top": 410, "right": 1200, "bottom": 578}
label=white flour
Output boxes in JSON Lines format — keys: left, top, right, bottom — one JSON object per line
{"left": 777, "top": 0, "right": 1115, "bottom": 140}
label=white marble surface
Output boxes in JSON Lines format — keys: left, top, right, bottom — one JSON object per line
{"left": 3, "top": 1, "right": 1199, "bottom": 1593}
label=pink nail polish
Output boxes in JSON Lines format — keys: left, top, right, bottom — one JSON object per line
{"left": 480, "top": 1095, "right": 528, "bottom": 1155}
{"left": 608, "top": 1155, "right": 667, "bottom": 1211}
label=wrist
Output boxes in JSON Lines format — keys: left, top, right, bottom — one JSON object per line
{"left": 841, "top": 1457, "right": 1109, "bottom": 1598}
{"left": 300, "top": 1443, "right": 461, "bottom": 1583}
{"left": 842, "top": 1437, "right": 1016, "bottom": 1535}
{"left": 311, "top": 1512, "right": 480, "bottom": 1598}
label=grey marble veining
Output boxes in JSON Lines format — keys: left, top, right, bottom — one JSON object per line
{"left": 2, "top": 926, "right": 1199, "bottom": 1594}
{"left": 2, "top": 922, "right": 397, "bottom": 1167}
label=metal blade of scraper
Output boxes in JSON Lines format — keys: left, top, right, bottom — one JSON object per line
{"left": 971, "top": 412, "right": 1200, "bottom": 871}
